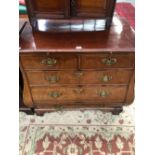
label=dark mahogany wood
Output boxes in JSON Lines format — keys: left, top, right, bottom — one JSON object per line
{"left": 19, "top": 16, "right": 135, "bottom": 52}
{"left": 25, "top": 0, "right": 116, "bottom": 31}
{"left": 111, "top": 106, "right": 123, "bottom": 115}
{"left": 19, "top": 16, "right": 135, "bottom": 115}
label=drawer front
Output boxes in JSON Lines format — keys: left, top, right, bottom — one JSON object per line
{"left": 78, "top": 70, "right": 133, "bottom": 85}
{"left": 20, "top": 55, "right": 77, "bottom": 70}
{"left": 27, "top": 70, "right": 133, "bottom": 86}
{"left": 80, "top": 53, "right": 135, "bottom": 69}
{"left": 31, "top": 86, "right": 127, "bottom": 104}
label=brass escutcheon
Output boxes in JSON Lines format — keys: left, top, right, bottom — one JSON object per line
{"left": 99, "top": 90, "right": 110, "bottom": 97}
{"left": 74, "top": 71, "right": 84, "bottom": 78}
{"left": 49, "top": 92, "right": 62, "bottom": 98}
{"left": 46, "top": 75, "right": 59, "bottom": 83}
{"left": 73, "top": 87, "right": 84, "bottom": 94}
{"left": 100, "top": 75, "right": 112, "bottom": 82}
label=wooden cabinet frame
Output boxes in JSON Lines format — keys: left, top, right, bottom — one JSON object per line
{"left": 25, "top": 0, "right": 116, "bottom": 31}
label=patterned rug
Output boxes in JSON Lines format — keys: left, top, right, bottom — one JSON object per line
{"left": 19, "top": 103, "right": 135, "bottom": 155}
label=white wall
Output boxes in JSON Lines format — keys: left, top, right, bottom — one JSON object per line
{"left": 117, "top": 0, "right": 135, "bottom": 5}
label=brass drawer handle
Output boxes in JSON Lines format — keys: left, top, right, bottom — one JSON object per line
{"left": 101, "top": 58, "right": 117, "bottom": 65}
{"left": 74, "top": 71, "right": 84, "bottom": 78}
{"left": 73, "top": 88, "right": 84, "bottom": 94}
{"left": 99, "top": 90, "right": 110, "bottom": 97}
{"left": 49, "top": 92, "right": 62, "bottom": 98}
{"left": 46, "top": 75, "right": 59, "bottom": 84}
{"left": 41, "top": 58, "right": 57, "bottom": 66}
{"left": 100, "top": 75, "right": 112, "bottom": 82}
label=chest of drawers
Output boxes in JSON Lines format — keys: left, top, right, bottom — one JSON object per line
{"left": 19, "top": 16, "right": 135, "bottom": 115}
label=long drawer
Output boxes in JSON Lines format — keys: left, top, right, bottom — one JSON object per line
{"left": 31, "top": 86, "right": 127, "bottom": 104}
{"left": 27, "top": 70, "right": 133, "bottom": 85}
{"left": 20, "top": 55, "right": 77, "bottom": 70}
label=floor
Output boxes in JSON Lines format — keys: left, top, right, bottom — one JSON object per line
{"left": 19, "top": 104, "right": 135, "bottom": 155}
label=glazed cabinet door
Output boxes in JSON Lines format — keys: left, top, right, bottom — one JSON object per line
{"left": 26, "top": 0, "right": 70, "bottom": 18}
{"left": 71, "top": 0, "right": 107, "bottom": 18}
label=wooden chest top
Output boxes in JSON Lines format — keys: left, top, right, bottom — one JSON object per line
{"left": 19, "top": 16, "right": 135, "bottom": 52}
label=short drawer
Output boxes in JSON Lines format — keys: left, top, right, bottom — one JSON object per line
{"left": 27, "top": 70, "right": 133, "bottom": 86}
{"left": 80, "top": 53, "right": 134, "bottom": 69}
{"left": 31, "top": 86, "right": 127, "bottom": 104}
{"left": 20, "top": 55, "right": 77, "bottom": 70}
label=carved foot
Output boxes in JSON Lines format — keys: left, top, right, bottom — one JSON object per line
{"left": 19, "top": 108, "right": 34, "bottom": 115}
{"left": 35, "top": 110, "right": 45, "bottom": 116}
{"left": 112, "top": 107, "right": 123, "bottom": 115}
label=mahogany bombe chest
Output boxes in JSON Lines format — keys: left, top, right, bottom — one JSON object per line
{"left": 19, "top": 15, "right": 135, "bottom": 115}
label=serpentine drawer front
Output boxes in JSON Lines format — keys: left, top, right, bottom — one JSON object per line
{"left": 19, "top": 16, "right": 135, "bottom": 114}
